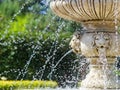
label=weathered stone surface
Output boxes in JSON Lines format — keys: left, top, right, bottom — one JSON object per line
{"left": 50, "top": 0, "right": 120, "bottom": 89}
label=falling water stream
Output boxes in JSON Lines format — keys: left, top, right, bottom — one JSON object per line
{"left": 98, "top": 48, "right": 108, "bottom": 90}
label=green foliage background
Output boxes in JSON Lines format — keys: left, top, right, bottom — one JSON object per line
{"left": 0, "top": 0, "right": 83, "bottom": 87}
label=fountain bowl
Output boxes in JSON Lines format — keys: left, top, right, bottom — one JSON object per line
{"left": 50, "top": 0, "right": 120, "bottom": 29}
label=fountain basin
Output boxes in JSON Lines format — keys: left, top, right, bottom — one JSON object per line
{"left": 50, "top": 0, "right": 120, "bottom": 29}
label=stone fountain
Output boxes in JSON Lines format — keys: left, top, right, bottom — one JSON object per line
{"left": 50, "top": 0, "right": 120, "bottom": 89}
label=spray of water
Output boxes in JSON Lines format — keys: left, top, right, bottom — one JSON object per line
{"left": 16, "top": 45, "right": 39, "bottom": 80}
{"left": 0, "top": 0, "right": 72, "bottom": 88}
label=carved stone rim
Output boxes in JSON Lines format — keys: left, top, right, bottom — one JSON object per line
{"left": 81, "top": 19, "right": 119, "bottom": 23}
{"left": 89, "top": 64, "right": 114, "bottom": 68}
{"left": 87, "top": 56, "right": 116, "bottom": 58}
{"left": 83, "top": 30, "right": 116, "bottom": 33}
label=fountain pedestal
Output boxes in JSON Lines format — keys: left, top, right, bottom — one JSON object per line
{"left": 70, "top": 27, "right": 120, "bottom": 89}
{"left": 81, "top": 65, "right": 116, "bottom": 89}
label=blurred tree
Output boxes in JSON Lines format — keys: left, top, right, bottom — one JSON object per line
{"left": 0, "top": 0, "right": 20, "bottom": 18}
